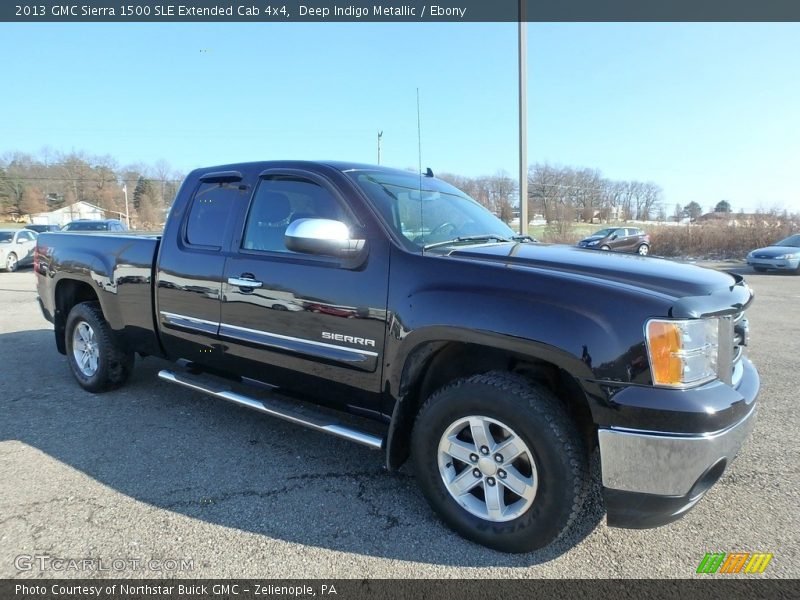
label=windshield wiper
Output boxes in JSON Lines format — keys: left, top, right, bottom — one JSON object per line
{"left": 422, "top": 235, "right": 513, "bottom": 251}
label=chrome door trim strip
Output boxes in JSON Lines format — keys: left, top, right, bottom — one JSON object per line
{"left": 219, "top": 322, "right": 379, "bottom": 357}
{"left": 159, "top": 311, "right": 219, "bottom": 335}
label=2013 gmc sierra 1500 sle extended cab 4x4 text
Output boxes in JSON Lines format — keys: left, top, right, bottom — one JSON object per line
{"left": 34, "top": 161, "right": 758, "bottom": 553}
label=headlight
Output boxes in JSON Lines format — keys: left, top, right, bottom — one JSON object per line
{"left": 775, "top": 253, "right": 800, "bottom": 259}
{"left": 645, "top": 318, "right": 719, "bottom": 387}
{"left": 587, "top": 240, "right": 599, "bottom": 246}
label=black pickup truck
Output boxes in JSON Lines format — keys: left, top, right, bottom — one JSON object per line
{"left": 35, "top": 161, "right": 758, "bottom": 553}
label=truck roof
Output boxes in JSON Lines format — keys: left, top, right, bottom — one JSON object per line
{"left": 188, "top": 160, "right": 418, "bottom": 179}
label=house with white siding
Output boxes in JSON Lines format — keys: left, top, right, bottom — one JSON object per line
{"left": 29, "top": 202, "right": 107, "bottom": 227}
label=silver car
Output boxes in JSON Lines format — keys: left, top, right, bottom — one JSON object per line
{"left": 746, "top": 233, "right": 800, "bottom": 273}
{"left": 0, "top": 229, "right": 38, "bottom": 272}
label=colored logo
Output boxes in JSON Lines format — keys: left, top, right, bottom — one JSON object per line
{"left": 697, "top": 552, "right": 773, "bottom": 574}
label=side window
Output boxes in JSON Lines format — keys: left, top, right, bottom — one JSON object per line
{"left": 185, "top": 181, "right": 243, "bottom": 249}
{"left": 242, "top": 176, "right": 349, "bottom": 253}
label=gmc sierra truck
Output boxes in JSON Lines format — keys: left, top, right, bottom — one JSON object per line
{"left": 35, "top": 161, "right": 758, "bottom": 553}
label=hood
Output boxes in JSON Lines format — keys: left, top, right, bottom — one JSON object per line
{"left": 447, "top": 242, "right": 736, "bottom": 299}
{"left": 579, "top": 235, "right": 606, "bottom": 243}
{"left": 749, "top": 245, "right": 800, "bottom": 258}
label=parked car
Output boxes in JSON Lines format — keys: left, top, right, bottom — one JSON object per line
{"left": 25, "top": 224, "right": 61, "bottom": 233}
{"left": 0, "top": 228, "right": 38, "bottom": 272}
{"left": 746, "top": 234, "right": 800, "bottom": 273}
{"left": 578, "top": 227, "right": 650, "bottom": 255}
{"left": 62, "top": 219, "right": 128, "bottom": 232}
{"left": 35, "top": 161, "right": 757, "bottom": 553}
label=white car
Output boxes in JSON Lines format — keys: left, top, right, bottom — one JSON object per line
{"left": 0, "top": 229, "right": 38, "bottom": 272}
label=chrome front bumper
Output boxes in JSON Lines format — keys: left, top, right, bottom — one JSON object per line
{"left": 598, "top": 358, "right": 761, "bottom": 529}
{"left": 598, "top": 403, "right": 757, "bottom": 497}
{"left": 747, "top": 257, "right": 800, "bottom": 270}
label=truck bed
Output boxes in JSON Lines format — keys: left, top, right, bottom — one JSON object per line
{"left": 36, "top": 231, "right": 164, "bottom": 358}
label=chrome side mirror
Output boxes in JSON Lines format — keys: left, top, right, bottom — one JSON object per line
{"left": 284, "top": 219, "right": 366, "bottom": 258}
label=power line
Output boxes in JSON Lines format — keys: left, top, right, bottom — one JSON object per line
{"left": 0, "top": 175, "right": 183, "bottom": 184}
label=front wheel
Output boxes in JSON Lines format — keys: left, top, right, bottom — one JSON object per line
{"left": 599, "top": 245, "right": 610, "bottom": 251}
{"left": 4, "top": 252, "right": 18, "bottom": 272}
{"left": 637, "top": 243, "right": 650, "bottom": 256}
{"left": 65, "top": 301, "right": 134, "bottom": 392}
{"left": 411, "top": 372, "right": 588, "bottom": 553}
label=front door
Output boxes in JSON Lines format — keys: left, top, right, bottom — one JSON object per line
{"left": 218, "top": 171, "right": 390, "bottom": 414}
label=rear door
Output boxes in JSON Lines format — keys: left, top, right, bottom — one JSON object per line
{"left": 217, "top": 169, "right": 390, "bottom": 411}
{"left": 625, "top": 228, "right": 642, "bottom": 252}
{"left": 155, "top": 171, "right": 249, "bottom": 364}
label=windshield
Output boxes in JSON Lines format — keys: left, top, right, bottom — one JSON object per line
{"left": 345, "top": 170, "right": 514, "bottom": 249}
{"left": 775, "top": 234, "right": 800, "bottom": 247}
{"left": 0, "top": 232, "right": 13, "bottom": 243}
{"left": 65, "top": 221, "right": 109, "bottom": 231}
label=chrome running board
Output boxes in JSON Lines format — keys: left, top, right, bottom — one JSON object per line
{"left": 158, "top": 369, "right": 384, "bottom": 450}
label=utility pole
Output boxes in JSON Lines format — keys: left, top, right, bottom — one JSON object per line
{"left": 377, "top": 131, "right": 383, "bottom": 165}
{"left": 122, "top": 183, "right": 130, "bottom": 228}
{"left": 518, "top": 2, "right": 528, "bottom": 236}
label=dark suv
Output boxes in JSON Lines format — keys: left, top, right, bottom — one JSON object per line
{"left": 578, "top": 227, "right": 650, "bottom": 255}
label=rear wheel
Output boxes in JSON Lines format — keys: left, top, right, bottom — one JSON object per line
{"left": 411, "top": 372, "right": 588, "bottom": 553}
{"left": 5, "top": 252, "right": 18, "bottom": 272}
{"left": 65, "top": 301, "right": 134, "bottom": 392}
{"left": 637, "top": 243, "right": 649, "bottom": 256}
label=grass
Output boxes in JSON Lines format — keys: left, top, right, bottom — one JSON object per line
{"left": 0, "top": 222, "right": 26, "bottom": 229}
{"left": 525, "top": 220, "right": 797, "bottom": 259}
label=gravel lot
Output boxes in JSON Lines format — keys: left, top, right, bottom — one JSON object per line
{"left": 1, "top": 265, "right": 797, "bottom": 579}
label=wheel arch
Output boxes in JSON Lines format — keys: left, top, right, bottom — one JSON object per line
{"left": 385, "top": 333, "right": 596, "bottom": 471}
{"left": 53, "top": 278, "right": 101, "bottom": 354}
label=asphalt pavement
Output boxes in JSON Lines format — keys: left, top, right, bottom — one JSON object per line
{"left": 0, "top": 264, "right": 797, "bottom": 578}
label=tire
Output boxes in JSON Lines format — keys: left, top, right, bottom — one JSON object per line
{"left": 600, "top": 245, "right": 610, "bottom": 251}
{"left": 65, "top": 301, "right": 134, "bottom": 393}
{"left": 411, "top": 371, "right": 588, "bottom": 553}
{"left": 753, "top": 267, "right": 767, "bottom": 273}
{"left": 5, "top": 252, "right": 18, "bottom": 272}
{"left": 637, "top": 244, "right": 649, "bottom": 256}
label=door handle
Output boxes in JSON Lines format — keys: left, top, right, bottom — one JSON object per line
{"left": 227, "top": 276, "right": 263, "bottom": 288}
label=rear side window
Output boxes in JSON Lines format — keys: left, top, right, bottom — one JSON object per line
{"left": 186, "top": 181, "right": 243, "bottom": 248}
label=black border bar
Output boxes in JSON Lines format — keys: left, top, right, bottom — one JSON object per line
{"left": 4, "top": 1, "right": 800, "bottom": 22}
{"left": 3, "top": 579, "right": 800, "bottom": 600}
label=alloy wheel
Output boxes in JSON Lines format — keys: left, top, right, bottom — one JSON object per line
{"left": 437, "top": 415, "right": 538, "bottom": 522}
{"left": 72, "top": 321, "right": 100, "bottom": 377}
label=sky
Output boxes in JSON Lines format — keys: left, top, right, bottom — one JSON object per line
{"left": 1, "top": 22, "right": 798, "bottom": 213}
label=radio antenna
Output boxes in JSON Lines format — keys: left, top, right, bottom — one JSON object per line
{"left": 417, "top": 88, "right": 425, "bottom": 249}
